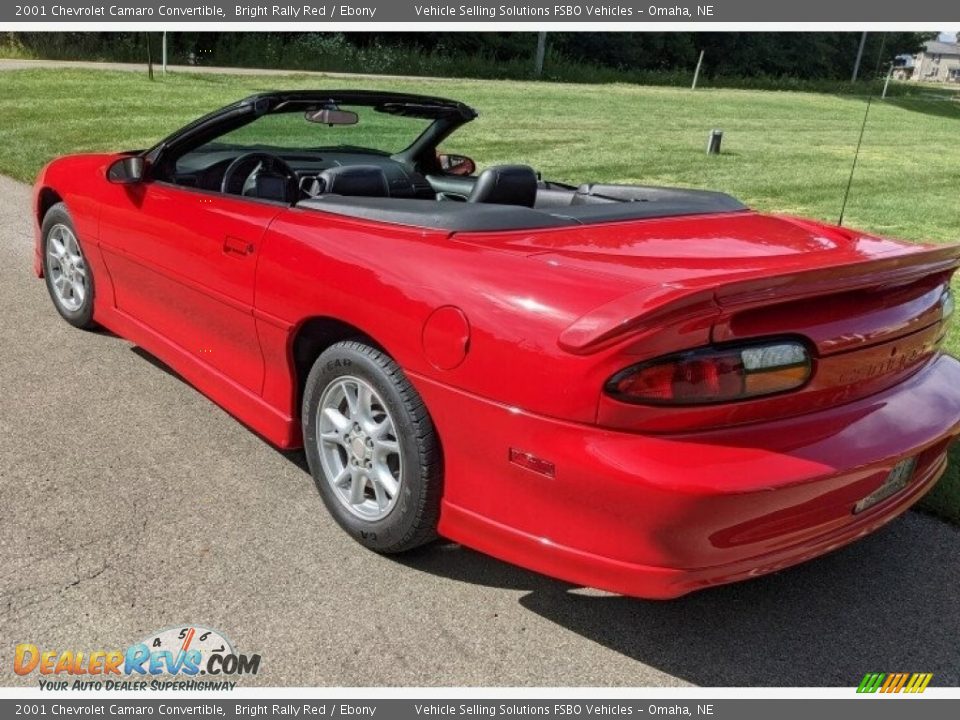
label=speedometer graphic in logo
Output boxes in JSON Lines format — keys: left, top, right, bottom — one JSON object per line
{"left": 140, "top": 625, "right": 234, "bottom": 671}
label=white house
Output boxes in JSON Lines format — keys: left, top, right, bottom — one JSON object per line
{"left": 910, "top": 40, "right": 960, "bottom": 83}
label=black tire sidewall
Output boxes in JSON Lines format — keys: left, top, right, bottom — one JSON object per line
{"left": 302, "top": 342, "right": 439, "bottom": 553}
{"left": 41, "top": 203, "right": 95, "bottom": 328}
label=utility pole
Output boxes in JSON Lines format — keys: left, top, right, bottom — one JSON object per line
{"left": 534, "top": 32, "right": 546, "bottom": 77}
{"left": 691, "top": 49, "right": 705, "bottom": 89}
{"left": 162, "top": 31, "right": 167, "bottom": 75}
{"left": 851, "top": 31, "right": 867, "bottom": 83}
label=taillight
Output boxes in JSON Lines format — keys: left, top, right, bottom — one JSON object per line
{"left": 606, "top": 340, "right": 812, "bottom": 405}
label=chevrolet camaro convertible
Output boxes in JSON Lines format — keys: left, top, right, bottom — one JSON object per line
{"left": 34, "top": 90, "right": 960, "bottom": 598}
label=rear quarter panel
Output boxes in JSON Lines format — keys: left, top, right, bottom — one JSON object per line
{"left": 253, "top": 207, "right": 647, "bottom": 425}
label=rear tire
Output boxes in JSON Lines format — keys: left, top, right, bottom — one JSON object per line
{"left": 302, "top": 340, "right": 442, "bottom": 553}
{"left": 41, "top": 202, "right": 95, "bottom": 329}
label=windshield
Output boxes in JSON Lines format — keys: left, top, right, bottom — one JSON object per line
{"left": 193, "top": 105, "right": 433, "bottom": 156}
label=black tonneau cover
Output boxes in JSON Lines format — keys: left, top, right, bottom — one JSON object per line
{"left": 296, "top": 185, "right": 747, "bottom": 232}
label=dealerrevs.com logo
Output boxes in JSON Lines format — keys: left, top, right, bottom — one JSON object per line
{"left": 14, "top": 625, "right": 261, "bottom": 691}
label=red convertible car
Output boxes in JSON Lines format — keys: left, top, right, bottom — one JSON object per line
{"left": 34, "top": 90, "right": 960, "bottom": 598}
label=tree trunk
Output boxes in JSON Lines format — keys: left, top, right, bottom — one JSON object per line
{"left": 534, "top": 32, "right": 546, "bottom": 77}
{"left": 146, "top": 33, "right": 154, "bottom": 81}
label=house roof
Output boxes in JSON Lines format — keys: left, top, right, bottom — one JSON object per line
{"left": 895, "top": 53, "right": 915, "bottom": 68}
{"left": 921, "top": 40, "right": 960, "bottom": 56}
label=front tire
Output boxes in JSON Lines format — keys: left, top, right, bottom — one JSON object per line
{"left": 302, "top": 341, "right": 442, "bottom": 553}
{"left": 41, "top": 202, "right": 95, "bottom": 329}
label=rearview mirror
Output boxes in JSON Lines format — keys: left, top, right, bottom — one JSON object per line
{"left": 107, "top": 156, "right": 145, "bottom": 184}
{"left": 438, "top": 153, "right": 476, "bottom": 177}
{"left": 305, "top": 108, "right": 359, "bottom": 126}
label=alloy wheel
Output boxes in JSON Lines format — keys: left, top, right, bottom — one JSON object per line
{"left": 46, "top": 223, "right": 88, "bottom": 312}
{"left": 316, "top": 376, "right": 403, "bottom": 521}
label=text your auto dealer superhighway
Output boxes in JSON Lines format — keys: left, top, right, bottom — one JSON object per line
{"left": 48, "top": 4, "right": 225, "bottom": 16}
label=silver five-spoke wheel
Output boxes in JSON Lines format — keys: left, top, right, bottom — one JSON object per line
{"left": 316, "top": 375, "right": 403, "bottom": 521}
{"left": 46, "top": 223, "right": 87, "bottom": 312}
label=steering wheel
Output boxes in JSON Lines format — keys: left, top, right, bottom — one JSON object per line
{"left": 220, "top": 151, "right": 298, "bottom": 201}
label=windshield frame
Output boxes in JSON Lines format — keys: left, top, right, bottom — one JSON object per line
{"left": 144, "top": 90, "right": 478, "bottom": 178}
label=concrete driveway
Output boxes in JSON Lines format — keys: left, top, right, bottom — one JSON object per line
{"left": 1, "top": 174, "right": 958, "bottom": 687}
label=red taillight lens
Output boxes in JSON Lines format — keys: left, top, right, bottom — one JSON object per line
{"left": 607, "top": 340, "right": 811, "bottom": 406}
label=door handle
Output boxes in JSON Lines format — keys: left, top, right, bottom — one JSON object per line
{"left": 223, "top": 235, "right": 254, "bottom": 256}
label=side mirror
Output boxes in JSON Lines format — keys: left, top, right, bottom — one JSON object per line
{"left": 438, "top": 153, "right": 476, "bottom": 177}
{"left": 107, "top": 156, "right": 145, "bottom": 184}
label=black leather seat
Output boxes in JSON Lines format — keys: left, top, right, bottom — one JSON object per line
{"left": 467, "top": 165, "right": 538, "bottom": 207}
{"left": 318, "top": 165, "right": 390, "bottom": 197}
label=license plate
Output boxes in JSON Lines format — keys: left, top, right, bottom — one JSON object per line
{"left": 853, "top": 457, "right": 917, "bottom": 514}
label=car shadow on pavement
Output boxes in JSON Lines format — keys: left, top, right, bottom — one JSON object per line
{"left": 129, "top": 345, "right": 314, "bottom": 473}
{"left": 399, "top": 512, "right": 960, "bottom": 687}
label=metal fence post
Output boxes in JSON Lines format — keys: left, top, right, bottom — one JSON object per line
{"left": 706, "top": 129, "right": 723, "bottom": 154}
{"left": 882, "top": 64, "right": 893, "bottom": 99}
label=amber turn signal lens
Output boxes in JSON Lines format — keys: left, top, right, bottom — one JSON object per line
{"left": 606, "top": 340, "right": 812, "bottom": 406}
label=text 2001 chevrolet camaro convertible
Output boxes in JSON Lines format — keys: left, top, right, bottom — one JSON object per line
{"left": 34, "top": 90, "right": 960, "bottom": 598}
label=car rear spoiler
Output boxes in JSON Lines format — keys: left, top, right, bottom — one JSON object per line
{"left": 558, "top": 243, "right": 960, "bottom": 355}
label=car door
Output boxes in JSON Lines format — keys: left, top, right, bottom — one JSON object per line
{"left": 97, "top": 181, "right": 284, "bottom": 394}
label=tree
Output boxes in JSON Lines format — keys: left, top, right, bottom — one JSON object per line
{"left": 145, "top": 32, "right": 153, "bottom": 81}
{"left": 5, "top": 31, "right": 941, "bottom": 82}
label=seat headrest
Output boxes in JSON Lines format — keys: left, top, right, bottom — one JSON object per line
{"left": 318, "top": 165, "right": 390, "bottom": 197}
{"left": 467, "top": 165, "right": 538, "bottom": 207}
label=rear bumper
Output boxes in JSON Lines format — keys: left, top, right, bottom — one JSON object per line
{"left": 417, "top": 354, "right": 960, "bottom": 599}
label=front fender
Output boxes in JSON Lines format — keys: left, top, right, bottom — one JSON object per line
{"left": 32, "top": 153, "right": 119, "bottom": 303}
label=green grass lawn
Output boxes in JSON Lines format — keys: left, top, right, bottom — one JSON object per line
{"left": 1, "top": 68, "right": 958, "bottom": 520}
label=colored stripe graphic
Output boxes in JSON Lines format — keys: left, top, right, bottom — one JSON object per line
{"left": 857, "top": 673, "right": 886, "bottom": 693}
{"left": 857, "top": 673, "right": 931, "bottom": 694}
{"left": 882, "top": 673, "right": 908, "bottom": 693}
{"left": 905, "top": 674, "right": 933, "bottom": 694}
